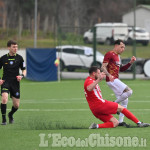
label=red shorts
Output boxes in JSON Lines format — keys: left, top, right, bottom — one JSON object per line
{"left": 90, "top": 100, "right": 118, "bottom": 122}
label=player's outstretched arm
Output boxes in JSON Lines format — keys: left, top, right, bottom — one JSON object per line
{"left": 101, "top": 63, "right": 114, "bottom": 82}
{"left": 87, "top": 73, "right": 105, "bottom": 91}
{"left": 129, "top": 56, "right": 136, "bottom": 64}
{"left": 87, "top": 80, "right": 100, "bottom": 91}
{"left": 120, "top": 56, "right": 136, "bottom": 72}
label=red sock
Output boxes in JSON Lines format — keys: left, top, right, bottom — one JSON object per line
{"left": 122, "top": 108, "right": 139, "bottom": 124}
{"left": 98, "top": 122, "right": 114, "bottom": 128}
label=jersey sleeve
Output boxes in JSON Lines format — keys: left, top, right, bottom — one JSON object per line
{"left": 103, "top": 52, "right": 111, "bottom": 63}
{"left": 19, "top": 56, "right": 26, "bottom": 70}
{"left": 120, "top": 63, "right": 131, "bottom": 72}
{"left": 85, "top": 79, "right": 94, "bottom": 90}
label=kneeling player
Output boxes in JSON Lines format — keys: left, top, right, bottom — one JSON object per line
{"left": 84, "top": 66, "right": 149, "bottom": 129}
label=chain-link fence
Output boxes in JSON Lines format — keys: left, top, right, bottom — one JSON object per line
{"left": 1, "top": 23, "right": 149, "bottom": 78}
{"left": 57, "top": 24, "right": 150, "bottom": 79}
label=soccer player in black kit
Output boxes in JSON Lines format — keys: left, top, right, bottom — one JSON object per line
{"left": 0, "top": 40, "right": 26, "bottom": 125}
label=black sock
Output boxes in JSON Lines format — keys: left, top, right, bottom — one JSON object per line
{"left": 9, "top": 106, "right": 18, "bottom": 116}
{"left": 1, "top": 103, "right": 7, "bottom": 122}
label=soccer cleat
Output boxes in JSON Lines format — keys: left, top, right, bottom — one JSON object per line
{"left": 8, "top": 113, "right": 14, "bottom": 124}
{"left": 118, "top": 122, "right": 129, "bottom": 127}
{"left": 89, "top": 123, "right": 97, "bottom": 129}
{"left": 137, "top": 122, "right": 150, "bottom": 127}
{"left": 116, "top": 112, "right": 120, "bottom": 115}
{"left": 1, "top": 122, "right": 7, "bottom": 125}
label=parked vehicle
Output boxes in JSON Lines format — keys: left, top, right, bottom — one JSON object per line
{"left": 143, "top": 59, "right": 150, "bottom": 77}
{"left": 121, "top": 58, "right": 145, "bottom": 74}
{"left": 83, "top": 23, "right": 128, "bottom": 45}
{"left": 127, "top": 27, "right": 150, "bottom": 46}
{"left": 56, "top": 45, "right": 104, "bottom": 71}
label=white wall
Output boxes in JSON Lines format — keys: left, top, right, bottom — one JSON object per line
{"left": 122, "top": 8, "right": 150, "bottom": 32}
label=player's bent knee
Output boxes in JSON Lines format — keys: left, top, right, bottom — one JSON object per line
{"left": 127, "top": 90, "right": 133, "bottom": 98}
{"left": 113, "top": 120, "right": 119, "bottom": 127}
{"left": 2, "top": 99, "right": 8, "bottom": 104}
{"left": 122, "top": 90, "right": 133, "bottom": 99}
{"left": 13, "top": 102, "right": 20, "bottom": 108}
{"left": 1, "top": 96, "right": 8, "bottom": 104}
{"left": 110, "top": 117, "right": 119, "bottom": 127}
{"left": 117, "top": 104, "right": 124, "bottom": 112}
{"left": 14, "top": 104, "right": 19, "bottom": 109}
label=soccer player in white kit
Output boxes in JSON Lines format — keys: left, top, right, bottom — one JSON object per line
{"left": 101, "top": 39, "right": 136, "bottom": 126}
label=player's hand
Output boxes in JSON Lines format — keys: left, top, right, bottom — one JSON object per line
{"left": 100, "top": 72, "right": 106, "bottom": 80}
{"left": 130, "top": 56, "right": 136, "bottom": 64}
{"left": 97, "top": 72, "right": 106, "bottom": 81}
{"left": 0, "top": 80, "right": 5, "bottom": 85}
{"left": 108, "top": 74, "right": 114, "bottom": 82}
{"left": 16, "top": 75, "right": 23, "bottom": 82}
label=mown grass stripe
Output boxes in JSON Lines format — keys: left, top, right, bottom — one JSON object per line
{"left": 6, "top": 108, "right": 150, "bottom": 112}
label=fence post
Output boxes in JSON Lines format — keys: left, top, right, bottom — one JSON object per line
{"left": 57, "top": 26, "right": 62, "bottom": 82}
{"left": 132, "top": 0, "right": 136, "bottom": 79}
{"left": 93, "top": 26, "right": 97, "bottom": 66}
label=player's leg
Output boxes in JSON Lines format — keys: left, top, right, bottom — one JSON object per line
{"left": 1, "top": 92, "right": 9, "bottom": 125}
{"left": 89, "top": 116, "right": 119, "bottom": 129}
{"left": 107, "top": 79, "right": 132, "bottom": 103}
{"left": 117, "top": 104, "right": 139, "bottom": 123}
{"left": 118, "top": 98, "right": 128, "bottom": 126}
{"left": 89, "top": 101, "right": 119, "bottom": 129}
{"left": 115, "top": 86, "right": 132, "bottom": 103}
{"left": 117, "top": 104, "right": 150, "bottom": 127}
{"left": 8, "top": 81, "right": 20, "bottom": 124}
{"left": 107, "top": 79, "right": 132, "bottom": 124}
{"left": 1, "top": 81, "right": 10, "bottom": 125}
{"left": 98, "top": 116, "right": 119, "bottom": 128}
{"left": 117, "top": 87, "right": 132, "bottom": 125}
{"left": 8, "top": 97, "right": 20, "bottom": 124}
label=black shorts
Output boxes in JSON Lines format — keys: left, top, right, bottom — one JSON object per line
{"left": 1, "top": 79, "right": 20, "bottom": 99}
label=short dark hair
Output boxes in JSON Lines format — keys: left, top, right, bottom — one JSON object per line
{"left": 89, "top": 66, "right": 99, "bottom": 74}
{"left": 114, "top": 39, "right": 124, "bottom": 45}
{"left": 7, "top": 40, "right": 17, "bottom": 47}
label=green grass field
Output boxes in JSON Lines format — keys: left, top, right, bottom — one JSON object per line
{"left": 0, "top": 79, "right": 150, "bottom": 150}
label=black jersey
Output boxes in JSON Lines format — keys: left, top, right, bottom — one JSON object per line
{"left": 0, "top": 53, "right": 26, "bottom": 80}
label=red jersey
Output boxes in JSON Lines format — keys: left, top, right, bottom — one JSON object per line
{"left": 84, "top": 76, "right": 105, "bottom": 109}
{"left": 103, "top": 51, "right": 121, "bottom": 82}
{"left": 84, "top": 76, "right": 118, "bottom": 122}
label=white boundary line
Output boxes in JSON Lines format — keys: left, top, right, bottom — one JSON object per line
{"left": 6, "top": 108, "right": 150, "bottom": 112}
{"left": 7, "top": 97, "right": 150, "bottom": 104}
{"left": 7, "top": 101, "right": 150, "bottom": 104}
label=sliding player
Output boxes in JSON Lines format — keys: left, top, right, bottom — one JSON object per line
{"left": 84, "top": 66, "right": 149, "bottom": 129}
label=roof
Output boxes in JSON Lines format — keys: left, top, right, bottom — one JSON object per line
{"left": 137, "top": 4, "right": 150, "bottom": 10}
{"left": 95, "top": 23, "right": 127, "bottom": 27}
{"left": 123, "top": 5, "right": 150, "bottom": 16}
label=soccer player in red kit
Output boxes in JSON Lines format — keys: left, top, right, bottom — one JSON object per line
{"left": 101, "top": 39, "right": 136, "bottom": 126}
{"left": 84, "top": 66, "right": 149, "bottom": 129}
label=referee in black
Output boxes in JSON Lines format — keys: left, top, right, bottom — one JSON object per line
{"left": 0, "top": 40, "right": 26, "bottom": 125}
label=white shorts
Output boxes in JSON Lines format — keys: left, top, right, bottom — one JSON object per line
{"left": 107, "top": 79, "right": 127, "bottom": 96}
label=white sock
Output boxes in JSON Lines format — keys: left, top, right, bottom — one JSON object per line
{"left": 97, "top": 124, "right": 99, "bottom": 128}
{"left": 115, "top": 90, "right": 132, "bottom": 103}
{"left": 119, "top": 99, "right": 128, "bottom": 123}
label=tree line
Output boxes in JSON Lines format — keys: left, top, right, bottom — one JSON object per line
{"left": 0, "top": 0, "right": 149, "bottom": 38}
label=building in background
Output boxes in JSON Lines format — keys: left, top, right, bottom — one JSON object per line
{"left": 122, "top": 5, "right": 150, "bottom": 33}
